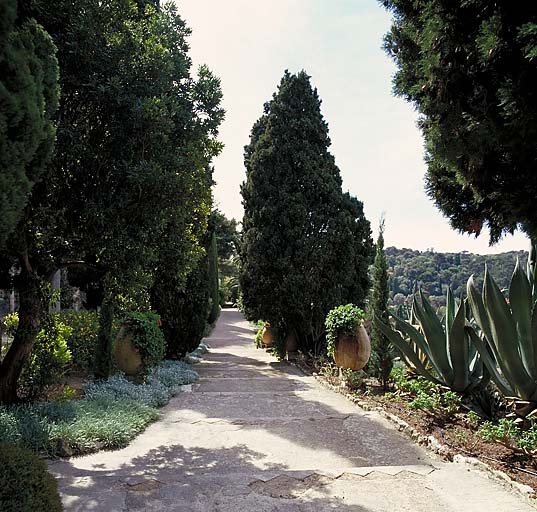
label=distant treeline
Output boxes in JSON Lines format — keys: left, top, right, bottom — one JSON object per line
{"left": 385, "top": 246, "right": 528, "bottom": 308}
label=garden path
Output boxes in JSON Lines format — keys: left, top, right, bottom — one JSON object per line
{"left": 50, "top": 309, "right": 536, "bottom": 511}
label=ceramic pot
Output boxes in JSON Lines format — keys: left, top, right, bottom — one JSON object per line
{"left": 333, "top": 324, "right": 371, "bottom": 371}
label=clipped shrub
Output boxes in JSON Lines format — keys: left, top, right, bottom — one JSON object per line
{"left": 121, "top": 311, "right": 165, "bottom": 368}
{"left": 0, "top": 443, "right": 62, "bottom": 512}
{"left": 56, "top": 310, "right": 100, "bottom": 371}
{"left": 152, "top": 255, "right": 210, "bottom": 358}
{"left": 207, "top": 232, "right": 220, "bottom": 324}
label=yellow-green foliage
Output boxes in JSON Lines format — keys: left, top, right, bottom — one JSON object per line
{"left": 56, "top": 310, "right": 100, "bottom": 371}
{"left": 1, "top": 313, "right": 19, "bottom": 337}
{"left": 5, "top": 313, "right": 72, "bottom": 399}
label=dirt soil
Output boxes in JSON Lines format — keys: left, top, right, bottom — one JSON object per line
{"left": 44, "top": 371, "right": 90, "bottom": 401}
{"left": 295, "top": 358, "right": 537, "bottom": 493}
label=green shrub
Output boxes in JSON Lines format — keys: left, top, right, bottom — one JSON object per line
{"left": 56, "top": 310, "right": 99, "bottom": 371}
{"left": 391, "top": 367, "right": 437, "bottom": 395}
{"left": 409, "top": 390, "right": 461, "bottom": 419}
{"left": 207, "top": 232, "right": 220, "bottom": 324}
{"left": 270, "top": 335, "right": 287, "bottom": 360}
{"left": 391, "top": 367, "right": 461, "bottom": 419}
{"left": 478, "top": 418, "right": 537, "bottom": 453}
{"left": 151, "top": 254, "right": 210, "bottom": 358}
{"left": 0, "top": 443, "right": 62, "bottom": 512}
{"left": 14, "top": 315, "right": 72, "bottom": 400}
{"left": 122, "top": 311, "right": 165, "bottom": 368}
{"left": 0, "top": 360, "right": 198, "bottom": 457}
{"left": 254, "top": 321, "right": 265, "bottom": 348}
{"left": 1, "top": 313, "right": 19, "bottom": 337}
{"left": 325, "top": 304, "right": 365, "bottom": 357}
{"left": 3, "top": 313, "right": 73, "bottom": 399}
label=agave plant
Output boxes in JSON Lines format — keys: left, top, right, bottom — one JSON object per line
{"left": 466, "top": 250, "right": 537, "bottom": 402}
{"left": 375, "top": 288, "right": 489, "bottom": 393}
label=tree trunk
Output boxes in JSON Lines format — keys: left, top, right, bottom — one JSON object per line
{"left": 94, "top": 276, "right": 116, "bottom": 380}
{"left": 51, "top": 269, "right": 61, "bottom": 312}
{"left": 0, "top": 271, "right": 46, "bottom": 404}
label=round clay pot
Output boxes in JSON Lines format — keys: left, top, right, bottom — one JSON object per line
{"left": 285, "top": 332, "right": 298, "bottom": 352}
{"left": 114, "top": 326, "right": 143, "bottom": 376}
{"left": 333, "top": 324, "right": 371, "bottom": 371}
{"left": 262, "top": 325, "right": 274, "bottom": 348}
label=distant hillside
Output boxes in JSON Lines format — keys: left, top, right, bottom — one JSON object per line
{"left": 385, "top": 246, "right": 528, "bottom": 308}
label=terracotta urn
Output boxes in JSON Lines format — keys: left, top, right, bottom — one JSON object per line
{"left": 114, "top": 326, "right": 143, "bottom": 376}
{"left": 285, "top": 332, "right": 298, "bottom": 352}
{"left": 262, "top": 324, "right": 274, "bottom": 348}
{"left": 333, "top": 324, "right": 371, "bottom": 371}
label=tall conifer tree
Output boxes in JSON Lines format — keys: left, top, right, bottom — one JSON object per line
{"left": 240, "top": 71, "right": 373, "bottom": 352}
{"left": 370, "top": 217, "right": 392, "bottom": 390}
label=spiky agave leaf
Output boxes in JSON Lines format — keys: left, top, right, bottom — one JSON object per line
{"left": 467, "top": 260, "right": 537, "bottom": 402}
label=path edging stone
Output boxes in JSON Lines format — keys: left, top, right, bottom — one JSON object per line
{"left": 308, "top": 371, "right": 537, "bottom": 504}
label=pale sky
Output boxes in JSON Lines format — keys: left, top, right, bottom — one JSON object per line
{"left": 177, "top": 0, "right": 529, "bottom": 255}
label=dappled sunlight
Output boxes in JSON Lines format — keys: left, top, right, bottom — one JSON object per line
{"left": 49, "top": 310, "right": 534, "bottom": 511}
{"left": 52, "top": 442, "right": 371, "bottom": 511}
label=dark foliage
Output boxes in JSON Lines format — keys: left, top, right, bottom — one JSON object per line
{"left": 0, "top": 0, "right": 59, "bottom": 247}
{"left": 240, "top": 70, "right": 373, "bottom": 353}
{"left": 382, "top": 1, "right": 537, "bottom": 243}
{"left": 0, "top": 443, "right": 62, "bottom": 512}
{"left": 0, "top": 1, "right": 223, "bottom": 399}
{"left": 207, "top": 231, "right": 220, "bottom": 324}
{"left": 370, "top": 219, "right": 392, "bottom": 389}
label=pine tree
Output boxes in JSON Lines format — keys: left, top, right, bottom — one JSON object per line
{"left": 370, "top": 217, "right": 392, "bottom": 390}
{"left": 240, "top": 70, "right": 372, "bottom": 353}
{"left": 381, "top": 1, "right": 537, "bottom": 243}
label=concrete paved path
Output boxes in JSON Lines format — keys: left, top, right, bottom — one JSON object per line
{"left": 50, "top": 309, "right": 536, "bottom": 511}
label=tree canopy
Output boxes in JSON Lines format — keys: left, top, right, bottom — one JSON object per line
{"left": 382, "top": 1, "right": 537, "bottom": 243}
{"left": 0, "top": 0, "right": 59, "bottom": 248}
{"left": 0, "top": 0, "right": 223, "bottom": 401}
{"left": 240, "top": 70, "right": 373, "bottom": 352}
{"left": 386, "top": 246, "right": 527, "bottom": 309}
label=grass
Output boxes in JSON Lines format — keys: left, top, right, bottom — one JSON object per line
{"left": 0, "top": 359, "right": 199, "bottom": 457}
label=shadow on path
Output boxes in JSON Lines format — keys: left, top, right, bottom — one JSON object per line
{"left": 54, "top": 443, "right": 371, "bottom": 511}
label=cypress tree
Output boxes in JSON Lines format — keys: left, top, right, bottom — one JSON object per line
{"left": 370, "top": 217, "right": 392, "bottom": 390}
{"left": 240, "top": 70, "right": 372, "bottom": 353}
{"left": 207, "top": 231, "right": 220, "bottom": 324}
{"left": 0, "top": 0, "right": 59, "bottom": 247}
